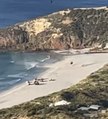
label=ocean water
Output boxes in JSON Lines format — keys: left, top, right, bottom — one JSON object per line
{"left": 0, "top": 0, "right": 108, "bottom": 92}
{"left": 0, "top": 0, "right": 108, "bottom": 27}
{"left": 0, "top": 52, "right": 62, "bottom": 92}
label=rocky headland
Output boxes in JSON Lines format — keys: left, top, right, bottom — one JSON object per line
{"left": 0, "top": 6, "right": 108, "bottom": 51}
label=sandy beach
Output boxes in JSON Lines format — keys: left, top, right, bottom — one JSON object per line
{"left": 0, "top": 51, "right": 108, "bottom": 109}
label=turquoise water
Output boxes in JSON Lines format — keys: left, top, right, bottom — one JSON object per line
{"left": 0, "top": 0, "right": 108, "bottom": 27}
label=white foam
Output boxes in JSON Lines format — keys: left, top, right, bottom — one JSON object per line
{"left": 24, "top": 62, "right": 38, "bottom": 70}
{"left": 41, "top": 55, "right": 50, "bottom": 62}
{"left": 7, "top": 79, "right": 22, "bottom": 85}
{"left": 74, "top": 6, "right": 108, "bottom": 10}
{"left": 10, "top": 61, "right": 15, "bottom": 63}
{"left": 0, "top": 78, "right": 5, "bottom": 80}
{"left": 7, "top": 73, "right": 23, "bottom": 78}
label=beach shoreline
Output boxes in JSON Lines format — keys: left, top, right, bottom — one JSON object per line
{"left": 0, "top": 50, "right": 108, "bottom": 109}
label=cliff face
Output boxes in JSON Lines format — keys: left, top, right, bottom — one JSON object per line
{"left": 0, "top": 7, "right": 108, "bottom": 51}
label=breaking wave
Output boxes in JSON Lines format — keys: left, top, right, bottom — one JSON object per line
{"left": 24, "top": 62, "right": 38, "bottom": 70}
{"left": 41, "top": 55, "right": 50, "bottom": 62}
{"left": 7, "top": 73, "right": 23, "bottom": 78}
{"left": 7, "top": 78, "right": 22, "bottom": 85}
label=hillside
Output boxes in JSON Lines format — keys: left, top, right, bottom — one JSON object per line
{"left": 0, "top": 6, "right": 108, "bottom": 51}
{"left": 0, "top": 64, "right": 108, "bottom": 119}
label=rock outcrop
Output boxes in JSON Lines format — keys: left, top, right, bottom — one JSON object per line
{"left": 0, "top": 6, "right": 108, "bottom": 51}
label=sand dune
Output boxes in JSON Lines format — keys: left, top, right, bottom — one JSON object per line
{"left": 0, "top": 52, "right": 108, "bottom": 109}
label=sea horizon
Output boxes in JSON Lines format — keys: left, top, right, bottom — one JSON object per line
{"left": 0, "top": 0, "right": 108, "bottom": 28}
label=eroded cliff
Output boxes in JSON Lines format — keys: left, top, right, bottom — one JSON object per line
{"left": 0, "top": 6, "right": 108, "bottom": 51}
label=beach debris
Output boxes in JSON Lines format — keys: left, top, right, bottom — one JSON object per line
{"left": 89, "top": 105, "right": 101, "bottom": 110}
{"left": 54, "top": 100, "right": 71, "bottom": 106}
{"left": 77, "top": 105, "right": 101, "bottom": 112}
{"left": 49, "top": 100, "right": 71, "bottom": 107}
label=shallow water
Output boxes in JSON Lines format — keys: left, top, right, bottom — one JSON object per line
{"left": 0, "top": 52, "right": 63, "bottom": 92}
{"left": 0, "top": 0, "right": 108, "bottom": 27}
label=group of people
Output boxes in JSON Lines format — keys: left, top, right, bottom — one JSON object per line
{"left": 26, "top": 79, "right": 39, "bottom": 85}
{"left": 26, "top": 77, "right": 56, "bottom": 86}
{"left": 26, "top": 78, "right": 46, "bottom": 85}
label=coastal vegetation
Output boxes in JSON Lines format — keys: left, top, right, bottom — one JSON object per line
{"left": 0, "top": 7, "right": 108, "bottom": 51}
{"left": 0, "top": 64, "right": 108, "bottom": 119}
